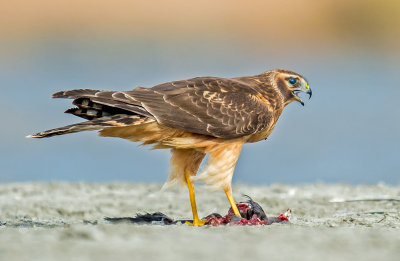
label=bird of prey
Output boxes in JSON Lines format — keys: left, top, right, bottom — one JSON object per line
{"left": 29, "top": 69, "right": 312, "bottom": 226}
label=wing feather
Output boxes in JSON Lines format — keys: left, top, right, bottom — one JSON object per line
{"left": 52, "top": 77, "right": 275, "bottom": 138}
{"left": 53, "top": 89, "right": 153, "bottom": 118}
{"left": 124, "top": 77, "right": 274, "bottom": 138}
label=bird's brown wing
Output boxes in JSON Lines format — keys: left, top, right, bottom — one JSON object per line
{"left": 52, "top": 77, "right": 275, "bottom": 138}
{"left": 124, "top": 77, "right": 274, "bottom": 138}
{"left": 53, "top": 89, "right": 153, "bottom": 118}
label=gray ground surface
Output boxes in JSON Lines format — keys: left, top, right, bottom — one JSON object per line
{"left": 0, "top": 183, "right": 399, "bottom": 261}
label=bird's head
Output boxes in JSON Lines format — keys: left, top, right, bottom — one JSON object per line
{"left": 271, "top": 69, "right": 312, "bottom": 106}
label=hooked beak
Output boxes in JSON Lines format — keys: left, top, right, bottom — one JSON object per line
{"left": 293, "top": 82, "right": 312, "bottom": 106}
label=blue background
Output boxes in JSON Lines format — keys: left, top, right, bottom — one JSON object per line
{"left": 1, "top": 1, "right": 399, "bottom": 184}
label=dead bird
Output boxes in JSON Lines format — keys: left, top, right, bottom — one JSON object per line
{"left": 105, "top": 196, "right": 291, "bottom": 226}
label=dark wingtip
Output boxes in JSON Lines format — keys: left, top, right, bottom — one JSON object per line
{"left": 26, "top": 133, "right": 44, "bottom": 138}
{"left": 52, "top": 91, "right": 66, "bottom": 98}
{"left": 64, "top": 107, "right": 79, "bottom": 114}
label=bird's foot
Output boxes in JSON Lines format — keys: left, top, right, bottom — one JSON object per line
{"left": 185, "top": 218, "right": 207, "bottom": 227}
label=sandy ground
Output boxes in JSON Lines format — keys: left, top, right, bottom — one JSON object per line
{"left": 0, "top": 182, "right": 399, "bottom": 261}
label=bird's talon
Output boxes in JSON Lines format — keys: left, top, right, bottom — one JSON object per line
{"left": 185, "top": 219, "right": 207, "bottom": 227}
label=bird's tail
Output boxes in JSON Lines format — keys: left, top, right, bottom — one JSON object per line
{"left": 27, "top": 114, "right": 154, "bottom": 138}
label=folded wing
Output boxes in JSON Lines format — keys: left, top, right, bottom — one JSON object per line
{"left": 123, "top": 77, "right": 274, "bottom": 138}
{"left": 32, "top": 77, "right": 274, "bottom": 139}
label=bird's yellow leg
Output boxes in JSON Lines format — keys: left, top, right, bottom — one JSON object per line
{"left": 185, "top": 171, "right": 206, "bottom": 227}
{"left": 224, "top": 188, "right": 242, "bottom": 217}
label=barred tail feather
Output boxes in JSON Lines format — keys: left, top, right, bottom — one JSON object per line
{"left": 27, "top": 124, "right": 101, "bottom": 138}
{"left": 27, "top": 115, "right": 155, "bottom": 138}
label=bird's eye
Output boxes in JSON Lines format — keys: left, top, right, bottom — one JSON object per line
{"left": 288, "top": 78, "right": 296, "bottom": 85}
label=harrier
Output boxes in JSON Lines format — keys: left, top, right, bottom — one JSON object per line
{"left": 29, "top": 69, "right": 312, "bottom": 226}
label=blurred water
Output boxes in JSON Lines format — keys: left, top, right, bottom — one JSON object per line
{"left": 0, "top": 38, "right": 399, "bottom": 184}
